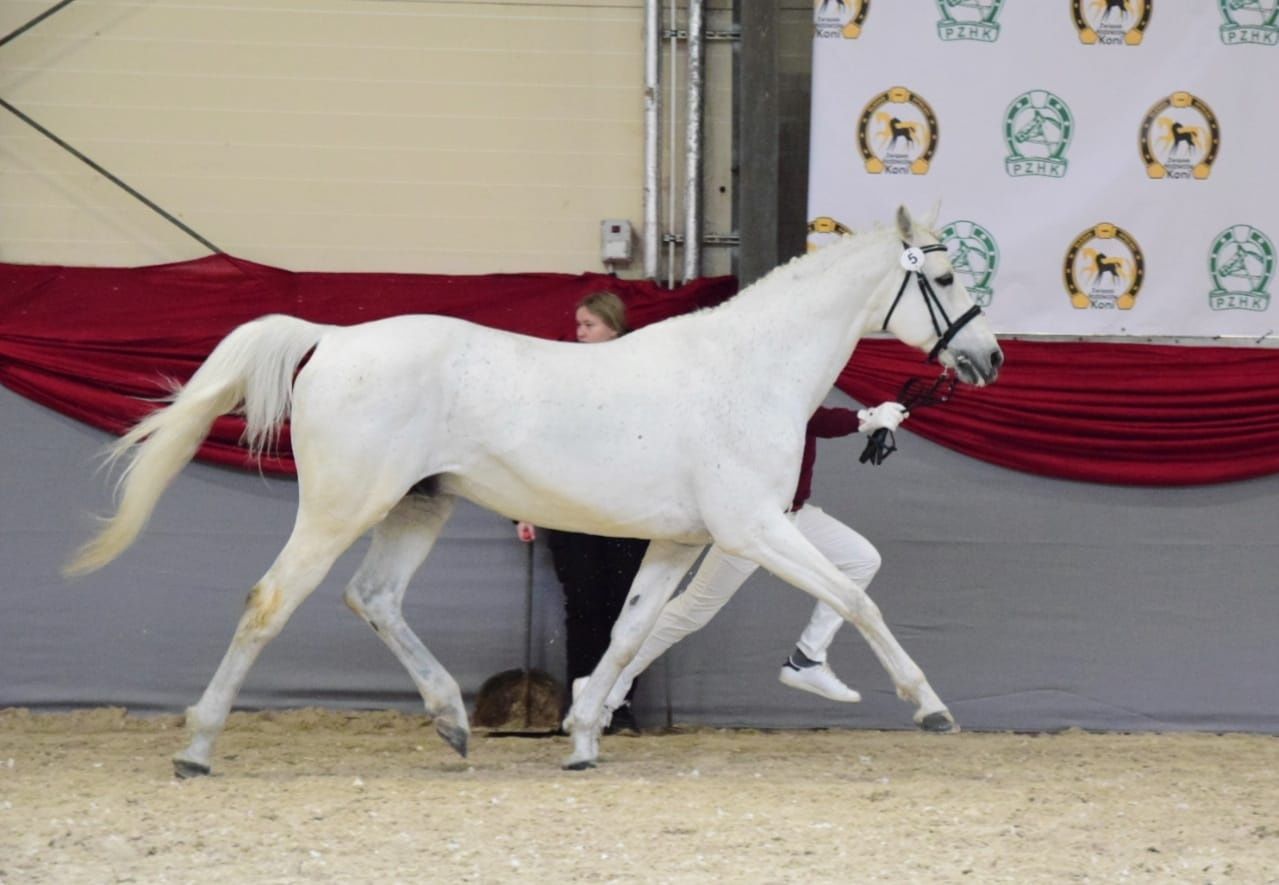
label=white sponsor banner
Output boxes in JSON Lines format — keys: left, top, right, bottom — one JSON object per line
{"left": 806, "top": 1, "right": 1279, "bottom": 339}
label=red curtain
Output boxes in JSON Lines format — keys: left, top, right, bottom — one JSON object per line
{"left": 3, "top": 255, "right": 1278, "bottom": 485}
{"left": 840, "top": 339, "right": 1279, "bottom": 486}
{"left": 0, "top": 255, "right": 735, "bottom": 474}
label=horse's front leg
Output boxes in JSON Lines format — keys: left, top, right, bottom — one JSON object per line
{"left": 562, "top": 540, "right": 704, "bottom": 770}
{"left": 727, "top": 512, "right": 955, "bottom": 733}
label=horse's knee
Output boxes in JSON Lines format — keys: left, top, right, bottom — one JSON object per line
{"left": 849, "top": 592, "right": 884, "bottom": 626}
{"left": 831, "top": 585, "right": 882, "bottom": 627}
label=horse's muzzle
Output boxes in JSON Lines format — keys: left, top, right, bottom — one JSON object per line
{"left": 951, "top": 347, "right": 1003, "bottom": 386}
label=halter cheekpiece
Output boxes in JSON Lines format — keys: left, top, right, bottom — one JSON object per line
{"left": 882, "top": 241, "right": 984, "bottom": 363}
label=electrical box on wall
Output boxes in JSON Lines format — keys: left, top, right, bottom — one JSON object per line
{"left": 600, "top": 219, "right": 633, "bottom": 265}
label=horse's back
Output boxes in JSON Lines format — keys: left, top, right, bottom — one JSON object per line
{"left": 284, "top": 310, "right": 794, "bottom": 541}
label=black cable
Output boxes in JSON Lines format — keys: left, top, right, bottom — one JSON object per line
{"left": 0, "top": 96, "right": 222, "bottom": 254}
{"left": 0, "top": 0, "right": 79, "bottom": 51}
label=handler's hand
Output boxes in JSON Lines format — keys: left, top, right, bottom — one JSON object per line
{"left": 516, "top": 521, "right": 536, "bottom": 542}
{"left": 857, "top": 401, "right": 909, "bottom": 434}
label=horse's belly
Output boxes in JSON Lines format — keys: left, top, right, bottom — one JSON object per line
{"left": 438, "top": 471, "right": 710, "bottom": 545}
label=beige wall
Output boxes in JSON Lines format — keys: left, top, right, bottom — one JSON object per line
{"left": 0, "top": 0, "right": 733, "bottom": 276}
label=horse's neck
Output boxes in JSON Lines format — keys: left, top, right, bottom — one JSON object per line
{"left": 715, "top": 233, "right": 896, "bottom": 414}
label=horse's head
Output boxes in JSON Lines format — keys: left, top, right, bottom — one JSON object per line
{"left": 878, "top": 204, "right": 1003, "bottom": 387}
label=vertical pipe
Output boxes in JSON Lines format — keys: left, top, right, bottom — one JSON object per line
{"left": 666, "top": 0, "right": 679, "bottom": 287}
{"left": 521, "top": 538, "right": 535, "bottom": 728}
{"left": 643, "top": 0, "right": 661, "bottom": 280}
{"left": 682, "top": 0, "right": 704, "bottom": 283}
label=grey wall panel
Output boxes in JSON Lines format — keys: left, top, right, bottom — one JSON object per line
{"left": 1, "top": 387, "right": 554, "bottom": 714}
{"left": 3, "top": 386, "right": 1277, "bottom": 733}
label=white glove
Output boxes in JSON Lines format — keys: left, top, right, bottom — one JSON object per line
{"left": 857, "top": 401, "right": 909, "bottom": 434}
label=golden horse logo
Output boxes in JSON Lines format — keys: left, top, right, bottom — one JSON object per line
{"left": 1074, "top": 0, "right": 1148, "bottom": 43}
{"left": 1079, "top": 247, "right": 1133, "bottom": 288}
{"left": 1156, "top": 117, "right": 1205, "bottom": 159}
{"left": 1090, "top": 0, "right": 1138, "bottom": 25}
{"left": 875, "top": 112, "right": 923, "bottom": 152}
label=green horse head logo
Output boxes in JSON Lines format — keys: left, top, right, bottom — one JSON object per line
{"left": 1004, "top": 90, "right": 1073, "bottom": 178}
{"left": 1218, "top": 0, "right": 1279, "bottom": 46}
{"left": 939, "top": 220, "right": 1000, "bottom": 307}
{"left": 935, "top": 0, "right": 1004, "bottom": 42}
{"left": 1209, "top": 225, "right": 1275, "bottom": 311}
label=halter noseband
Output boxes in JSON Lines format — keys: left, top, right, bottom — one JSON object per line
{"left": 881, "top": 242, "right": 984, "bottom": 363}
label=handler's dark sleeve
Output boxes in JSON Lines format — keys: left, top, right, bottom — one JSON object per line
{"left": 791, "top": 406, "right": 862, "bottom": 510}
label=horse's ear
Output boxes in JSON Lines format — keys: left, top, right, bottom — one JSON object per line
{"left": 895, "top": 205, "right": 913, "bottom": 240}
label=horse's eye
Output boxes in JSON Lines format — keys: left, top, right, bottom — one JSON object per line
{"left": 936, "top": 273, "right": 953, "bottom": 287}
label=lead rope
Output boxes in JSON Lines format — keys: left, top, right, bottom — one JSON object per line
{"left": 858, "top": 372, "right": 958, "bottom": 466}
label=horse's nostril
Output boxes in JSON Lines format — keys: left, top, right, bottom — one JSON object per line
{"left": 990, "top": 349, "right": 1004, "bottom": 370}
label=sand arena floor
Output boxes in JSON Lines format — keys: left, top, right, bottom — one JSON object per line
{"left": 1, "top": 707, "right": 1276, "bottom": 884}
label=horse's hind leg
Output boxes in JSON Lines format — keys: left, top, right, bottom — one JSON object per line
{"left": 341, "top": 493, "right": 470, "bottom": 758}
{"left": 173, "top": 515, "right": 369, "bottom": 778}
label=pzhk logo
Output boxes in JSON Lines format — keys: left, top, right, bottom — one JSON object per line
{"left": 815, "top": 0, "right": 869, "bottom": 39}
{"left": 935, "top": 0, "right": 1004, "bottom": 42}
{"left": 1064, "top": 222, "right": 1145, "bottom": 310}
{"left": 1219, "top": 0, "right": 1279, "bottom": 45}
{"left": 1072, "top": 0, "right": 1150, "bottom": 45}
{"left": 1004, "top": 90, "right": 1073, "bottom": 178}
{"left": 807, "top": 216, "right": 855, "bottom": 252}
{"left": 1140, "top": 92, "right": 1220, "bottom": 180}
{"left": 858, "top": 87, "right": 938, "bottom": 175}
{"left": 1209, "top": 225, "right": 1274, "bottom": 312}
{"left": 939, "top": 220, "right": 999, "bottom": 307}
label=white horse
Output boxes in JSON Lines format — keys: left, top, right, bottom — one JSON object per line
{"left": 65, "top": 205, "right": 1002, "bottom": 775}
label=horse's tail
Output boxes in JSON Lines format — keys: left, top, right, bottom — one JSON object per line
{"left": 64, "top": 314, "right": 328, "bottom": 577}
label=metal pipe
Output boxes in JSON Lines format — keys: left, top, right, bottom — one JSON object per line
{"left": 643, "top": 0, "right": 661, "bottom": 280}
{"left": 666, "top": 0, "right": 679, "bottom": 288}
{"left": 682, "top": 0, "right": 704, "bottom": 283}
{"left": 521, "top": 539, "right": 535, "bottom": 728}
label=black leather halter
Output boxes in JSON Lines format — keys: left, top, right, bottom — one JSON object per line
{"left": 881, "top": 242, "right": 984, "bottom": 363}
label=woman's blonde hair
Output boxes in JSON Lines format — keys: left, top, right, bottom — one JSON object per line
{"left": 577, "top": 291, "right": 630, "bottom": 336}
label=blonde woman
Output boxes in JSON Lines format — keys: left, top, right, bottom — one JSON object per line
{"left": 517, "top": 292, "right": 648, "bottom": 733}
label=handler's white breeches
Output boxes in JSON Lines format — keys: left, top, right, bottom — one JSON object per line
{"left": 611, "top": 504, "right": 882, "bottom": 704}
{"left": 789, "top": 505, "right": 881, "bottom": 662}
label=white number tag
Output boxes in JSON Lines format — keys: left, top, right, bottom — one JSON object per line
{"left": 899, "top": 247, "right": 925, "bottom": 272}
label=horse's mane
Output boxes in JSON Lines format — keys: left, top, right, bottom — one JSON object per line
{"left": 641, "top": 223, "right": 899, "bottom": 335}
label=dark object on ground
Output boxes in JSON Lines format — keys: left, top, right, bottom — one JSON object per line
{"left": 472, "top": 668, "right": 564, "bottom": 732}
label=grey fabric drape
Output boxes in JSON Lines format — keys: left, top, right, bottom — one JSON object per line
{"left": 4, "top": 386, "right": 1277, "bottom": 733}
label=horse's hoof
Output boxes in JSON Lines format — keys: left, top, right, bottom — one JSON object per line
{"left": 173, "top": 757, "right": 211, "bottom": 779}
{"left": 919, "top": 711, "right": 958, "bottom": 733}
{"left": 562, "top": 757, "right": 597, "bottom": 771}
{"left": 436, "top": 719, "right": 470, "bottom": 758}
